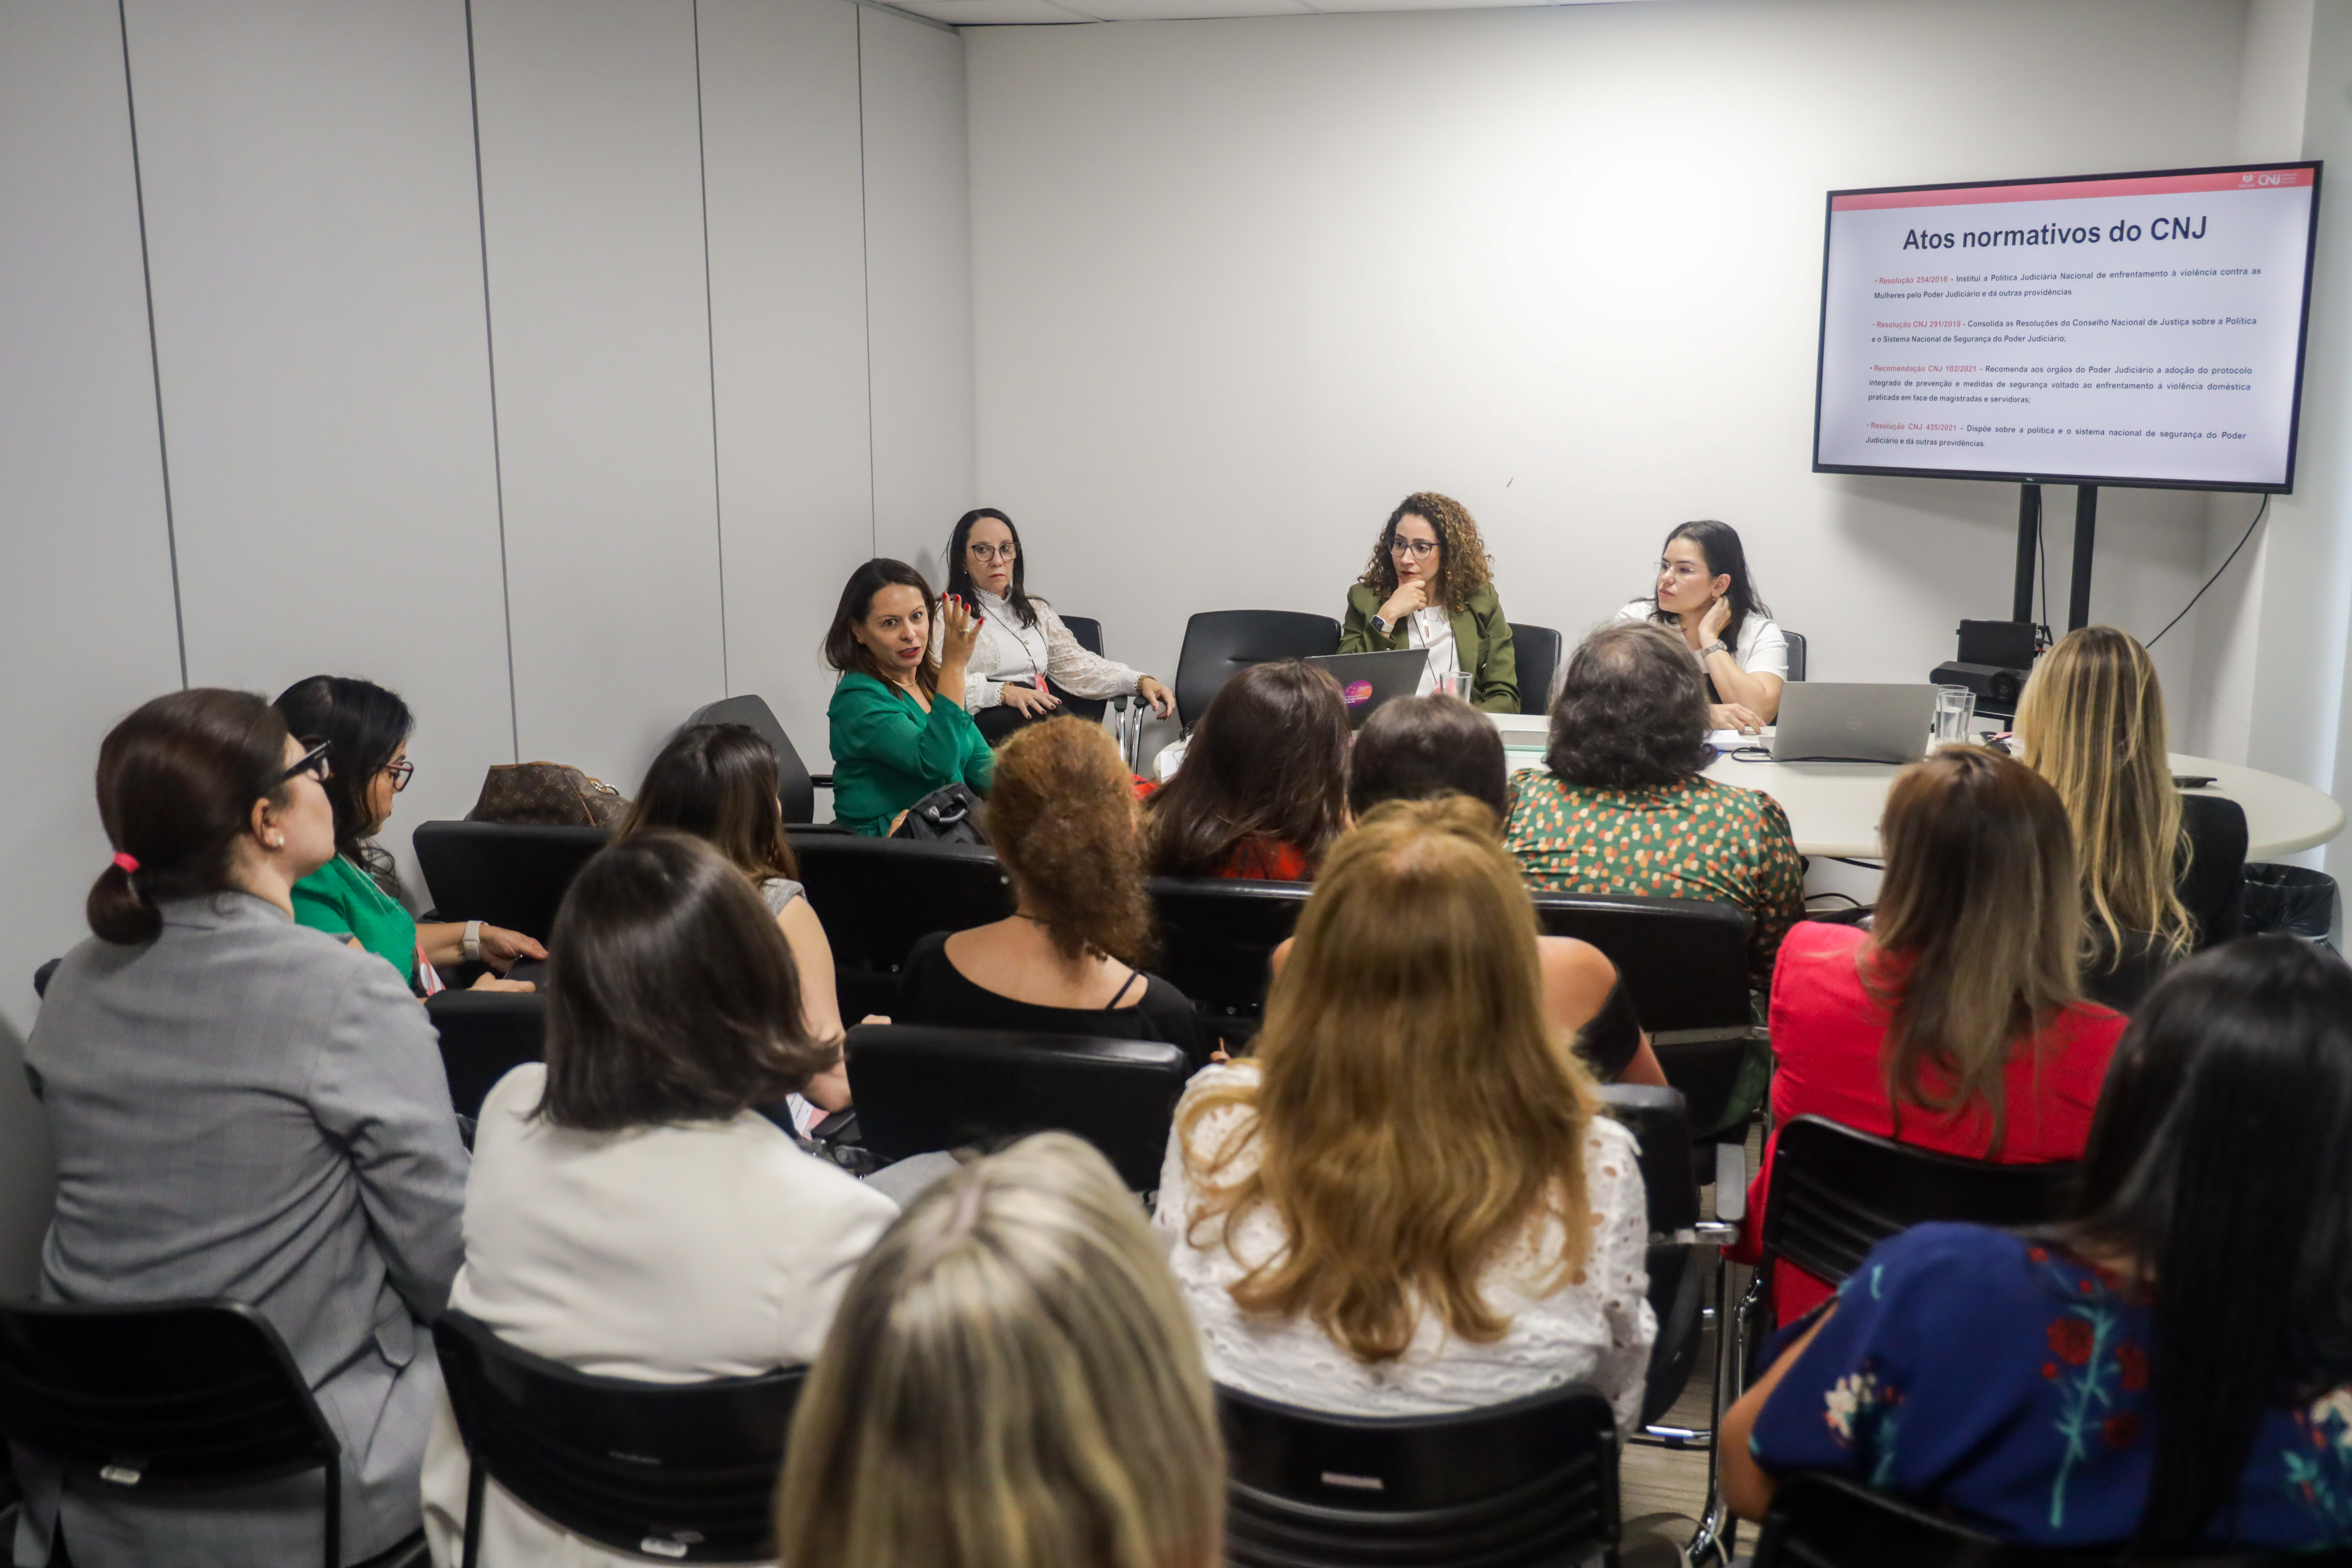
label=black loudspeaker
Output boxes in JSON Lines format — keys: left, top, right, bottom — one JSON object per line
{"left": 1931, "top": 660, "right": 2029, "bottom": 719}
{"left": 1956, "top": 619, "right": 2040, "bottom": 668}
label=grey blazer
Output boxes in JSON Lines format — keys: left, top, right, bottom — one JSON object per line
{"left": 14, "top": 892, "right": 467, "bottom": 1567}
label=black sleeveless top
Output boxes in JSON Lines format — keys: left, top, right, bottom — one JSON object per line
{"left": 1573, "top": 979, "right": 1643, "bottom": 1081}
{"left": 894, "top": 930, "right": 1211, "bottom": 1068}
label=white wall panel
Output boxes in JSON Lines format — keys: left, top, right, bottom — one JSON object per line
{"left": 860, "top": 7, "right": 975, "bottom": 569}
{"left": 125, "top": 0, "right": 512, "bottom": 895}
{"left": 0, "top": 0, "right": 182, "bottom": 1292}
{"left": 700, "top": 0, "right": 876, "bottom": 769}
{"left": 473, "top": 0, "right": 724, "bottom": 790}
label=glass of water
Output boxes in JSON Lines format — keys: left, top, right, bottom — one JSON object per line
{"left": 1432, "top": 671, "right": 1467, "bottom": 701}
{"left": 1933, "top": 685, "right": 1977, "bottom": 748}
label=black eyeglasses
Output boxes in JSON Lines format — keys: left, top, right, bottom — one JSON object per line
{"left": 278, "top": 738, "right": 333, "bottom": 785}
{"left": 382, "top": 759, "right": 414, "bottom": 793}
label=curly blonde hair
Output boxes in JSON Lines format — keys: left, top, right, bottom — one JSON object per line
{"left": 982, "top": 718, "right": 1157, "bottom": 967}
{"left": 1357, "top": 492, "right": 1495, "bottom": 614}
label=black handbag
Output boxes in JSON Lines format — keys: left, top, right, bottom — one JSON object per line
{"left": 891, "top": 782, "right": 988, "bottom": 845}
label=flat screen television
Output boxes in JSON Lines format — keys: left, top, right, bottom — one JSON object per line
{"left": 1813, "top": 162, "right": 2321, "bottom": 492}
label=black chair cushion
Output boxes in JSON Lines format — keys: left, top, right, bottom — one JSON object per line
{"left": 412, "top": 821, "right": 610, "bottom": 943}
{"left": 1146, "top": 877, "right": 1314, "bottom": 1027}
{"left": 425, "top": 991, "right": 547, "bottom": 1121}
{"left": 1172, "top": 610, "right": 1339, "bottom": 729}
{"left": 788, "top": 834, "right": 1010, "bottom": 1017}
{"left": 687, "top": 694, "right": 819, "bottom": 826}
{"left": 2179, "top": 791, "right": 2248, "bottom": 949}
{"left": 1507, "top": 622, "right": 1562, "bottom": 716}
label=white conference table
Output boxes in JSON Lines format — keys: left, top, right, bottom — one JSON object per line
{"left": 1488, "top": 713, "right": 2345, "bottom": 861}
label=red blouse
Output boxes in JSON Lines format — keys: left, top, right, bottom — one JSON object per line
{"left": 1736, "top": 921, "right": 2126, "bottom": 1321}
{"left": 1216, "top": 837, "right": 1311, "bottom": 881}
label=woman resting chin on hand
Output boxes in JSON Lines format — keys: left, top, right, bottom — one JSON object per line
{"left": 1620, "top": 519, "right": 1788, "bottom": 732}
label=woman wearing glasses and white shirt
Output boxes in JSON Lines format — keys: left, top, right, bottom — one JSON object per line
{"left": 1617, "top": 519, "right": 1788, "bottom": 732}
{"left": 937, "top": 508, "right": 1177, "bottom": 745}
{"left": 1339, "top": 492, "right": 1519, "bottom": 713}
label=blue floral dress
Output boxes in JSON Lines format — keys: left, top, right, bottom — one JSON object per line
{"left": 1750, "top": 1223, "right": 2352, "bottom": 1548}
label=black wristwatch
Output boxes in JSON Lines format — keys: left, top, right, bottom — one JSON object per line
{"left": 1370, "top": 614, "right": 1393, "bottom": 636}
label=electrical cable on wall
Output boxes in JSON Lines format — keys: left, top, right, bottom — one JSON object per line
{"left": 2146, "top": 494, "right": 2270, "bottom": 649}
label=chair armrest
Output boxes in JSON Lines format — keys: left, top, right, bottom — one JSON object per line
{"left": 810, "top": 773, "right": 833, "bottom": 789}
{"left": 1714, "top": 1144, "right": 1748, "bottom": 1220}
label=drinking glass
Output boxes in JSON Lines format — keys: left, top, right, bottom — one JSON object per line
{"left": 1432, "top": 671, "right": 1466, "bottom": 700}
{"left": 1933, "top": 685, "right": 1977, "bottom": 748}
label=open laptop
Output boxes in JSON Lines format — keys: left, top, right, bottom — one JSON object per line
{"left": 1769, "top": 683, "right": 1937, "bottom": 765}
{"left": 1304, "top": 649, "right": 1428, "bottom": 730}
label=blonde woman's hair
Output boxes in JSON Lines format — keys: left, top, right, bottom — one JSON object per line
{"left": 2016, "top": 625, "right": 2194, "bottom": 961}
{"left": 1866, "top": 745, "right": 2085, "bottom": 1154}
{"left": 1180, "top": 796, "right": 1601, "bottom": 1363}
{"left": 776, "top": 1134, "right": 1223, "bottom": 1568}
{"left": 1357, "top": 492, "right": 1496, "bottom": 613}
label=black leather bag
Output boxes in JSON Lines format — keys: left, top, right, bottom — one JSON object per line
{"left": 891, "top": 782, "right": 988, "bottom": 845}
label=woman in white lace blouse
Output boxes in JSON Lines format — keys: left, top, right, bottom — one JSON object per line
{"left": 1153, "top": 797, "right": 1656, "bottom": 1434}
{"left": 938, "top": 507, "right": 1176, "bottom": 743}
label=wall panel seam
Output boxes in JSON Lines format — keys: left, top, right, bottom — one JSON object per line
{"left": 692, "top": 0, "right": 730, "bottom": 696}
{"left": 114, "top": 0, "right": 187, "bottom": 689}
{"left": 462, "top": 0, "right": 521, "bottom": 761}
{"left": 856, "top": 4, "right": 879, "bottom": 556}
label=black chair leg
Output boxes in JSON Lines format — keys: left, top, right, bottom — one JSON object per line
{"left": 462, "top": 1457, "right": 486, "bottom": 1568}
{"left": 323, "top": 1454, "right": 341, "bottom": 1568}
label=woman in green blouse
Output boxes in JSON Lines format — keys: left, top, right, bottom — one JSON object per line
{"left": 824, "top": 559, "right": 993, "bottom": 835}
{"left": 274, "top": 676, "right": 542, "bottom": 993}
{"left": 1338, "top": 492, "right": 1519, "bottom": 713}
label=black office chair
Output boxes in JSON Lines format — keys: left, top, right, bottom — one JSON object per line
{"left": 0, "top": 1299, "right": 425, "bottom": 1568}
{"left": 432, "top": 1310, "right": 800, "bottom": 1566}
{"left": 788, "top": 834, "right": 1010, "bottom": 1019}
{"left": 686, "top": 694, "right": 819, "bottom": 825}
{"left": 1532, "top": 892, "right": 1758, "bottom": 1140}
{"left": 1782, "top": 629, "right": 1808, "bottom": 682}
{"left": 425, "top": 990, "right": 546, "bottom": 1125}
{"left": 1748, "top": 1470, "right": 2341, "bottom": 1568}
{"left": 1147, "top": 876, "right": 1314, "bottom": 1037}
{"left": 1170, "top": 610, "right": 1340, "bottom": 730}
{"left": 1219, "top": 1381, "right": 1620, "bottom": 1568}
{"left": 2180, "top": 792, "right": 2249, "bottom": 949}
{"left": 412, "top": 821, "right": 610, "bottom": 942}
{"left": 844, "top": 1024, "right": 1190, "bottom": 1193}
{"left": 1509, "top": 622, "right": 1563, "bottom": 715}
{"left": 32, "top": 958, "right": 59, "bottom": 999}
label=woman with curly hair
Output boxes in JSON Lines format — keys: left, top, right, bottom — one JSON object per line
{"left": 1503, "top": 620, "right": 1803, "bottom": 990}
{"left": 1339, "top": 492, "right": 1519, "bottom": 712}
{"left": 896, "top": 717, "right": 1206, "bottom": 1063}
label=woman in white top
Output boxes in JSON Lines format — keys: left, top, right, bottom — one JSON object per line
{"left": 420, "top": 831, "right": 898, "bottom": 1568}
{"left": 939, "top": 507, "right": 1176, "bottom": 743}
{"left": 1154, "top": 796, "right": 1655, "bottom": 1434}
{"left": 1617, "top": 518, "right": 1788, "bottom": 730}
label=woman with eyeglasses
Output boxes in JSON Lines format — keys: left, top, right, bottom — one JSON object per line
{"left": 1339, "top": 492, "right": 1518, "bottom": 712}
{"left": 275, "top": 676, "right": 542, "bottom": 994}
{"left": 21, "top": 689, "right": 467, "bottom": 1564}
{"left": 940, "top": 507, "right": 1176, "bottom": 744}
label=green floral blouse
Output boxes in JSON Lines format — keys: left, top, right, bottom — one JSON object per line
{"left": 1502, "top": 769, "right": 1805, "bottom": 989}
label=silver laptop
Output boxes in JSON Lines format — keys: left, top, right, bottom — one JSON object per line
{"left": 1769, "top": 683, "right": 1937, "bottom": 765}
{"left": 1304, "top": 649, "right": 1429, "bottom": 730}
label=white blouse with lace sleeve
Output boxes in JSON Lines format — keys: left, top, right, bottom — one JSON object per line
{"left": 942, "top": 588, "right": 1145, "bottom": 710}
{"left": 1151, "top": 1062, "right": 1656, "bottom": 1435}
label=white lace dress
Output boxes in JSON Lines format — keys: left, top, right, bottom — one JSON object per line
{"left": 1152, "top": 1062, "right": 1656, "bottom": 1436}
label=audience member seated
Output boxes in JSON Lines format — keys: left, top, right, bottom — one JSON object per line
{"left": 1156, "top": 798, "right": 1655, "bottom": 1433}
{"left": 939, "top": 507, "right": 1175, "bottom": 742}
{"left": 1724, "top": 936, "right": 2352, "bottom": 1551}
{"left": 1145, "top": 659, "right": 1350, "bottom": 880}
{"left": 1279, "top": 694, "right": 1666, "bottom": 1086}
{"left": 825, "top": 557, "right": 992, "bottom": 836}
{"left": 1339, "top": 492, "right": 1519, "bottom": 710}
{"left": 2015, "top": 625, "right": 2205, "bottom": 1011}
{"left": 21, "top": 689, "right": 465, "bottom": 1566}
{"left": 275, "top": 674, "right": 542, "bottom": 993}
{"left": 896, "top": 718, "right": 1206, "bottom": 1063}
{"left": 620, "top": 722, "right": 852, "bottom": 1119}
{"left": 1736, "top": 744, "right": 2127, "bottom": 1322}
{"left": 1505, "top": 620, "right": 1803, "bottom": 988}
{"left": 1617, "top": 519, "right": 1787, "bottom": 729}
{"left": 777, "top": 1133, "right": 1223, "bottom": 1568}
{"left": 421, "top": 831, "right": 896, "bottom": 1567}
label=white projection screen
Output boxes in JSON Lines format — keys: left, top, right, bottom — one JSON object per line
{"left": 1814, "top": 163, "right": 2321, "bottom": 492}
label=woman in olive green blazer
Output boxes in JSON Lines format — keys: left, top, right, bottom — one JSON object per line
{"left": 1339, "top": 492, "right": 1519, "bottom": 714}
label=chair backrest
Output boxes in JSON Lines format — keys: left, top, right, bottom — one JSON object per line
{"left": 1595, "top": 1084, "right": 1699, "bottom": 1233}
{"left": 432, "top": 1309, "right": 800, "bottom": 1564}
{"left": 425, "top": 990, "right": 547, "bottom": 1121}
{"left": 845, "top": 1024, "right": 1191, "bottom": 1192}
{"left": 1218, "top": 1381, "right": 1619, "bottom": 1568}
{"left": 0, "top": 1299, "right": 341, "bottom": 1547}
{"left": 1147, "top": 877, "right": 1315, "bottom": 1028}
{"left": 413, "top": 820, "right": 610, "bottom": 941}
{"left": 787, "top": 834, "right": 1010, "bottom": 1017}
{"left": 1507, "top": 622, "right": 1563, "bottom": 716}
{"left": 1171, "top": 610, "right": 1340, "bottom": 728}
{"left": 1782, "top": 629, "right": 1808, "bottom": 682}
{"left": 2180, "top": 791, "right": 2249, "bottom": 949}
{"left": 686, "top": 694, "right": 818, "bottom": 825}
{"left": 1059, "top": 614, "right": 1105, "bottom": 657}
{"left": 1762, "top": 1115, "right": 2078, "bottom": 1289}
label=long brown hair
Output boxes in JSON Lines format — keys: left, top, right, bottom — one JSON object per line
{"left": 983, "top": 718, "right": 1155, "bottom": 966}
{"left": 824, "top": 558, "right": 940, "bottom": 695}
{"left": 1145, "top": 660, "right": 1350, "bottom": 878}
{"left": 1356, "top": 492, "right": 1496, "bottom": 614}
{"left": 1179, "top": 798, "right": 1601, "bottom": 1363}
{"left": 778, "top": 1133, "right": 1224, "bottom": 1568}
{"left": 619, "top": 723, "right": 798, "bottom": 885}
{"left": 2016, "top": 625, "right": 2193, "bottom": 961}
{"left": 1864, "top": 745, "right": 2085, "bottom": 1152}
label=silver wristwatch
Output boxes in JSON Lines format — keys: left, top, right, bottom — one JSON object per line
{"left": 1700, "top": 639, "right": 1728, "bottom": 658}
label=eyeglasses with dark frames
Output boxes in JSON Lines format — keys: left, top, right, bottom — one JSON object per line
{"left": 382, "top": 759, "right": 414, "bottom": 793}
{"left": 1390, "top": 537, "right": 1441, "bottom": 560}
{"left": 278, "top": 738, "right": 333, "bottom": 786}
{"left": 967, "top": 542, "right": 1018, "bottom": 564}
